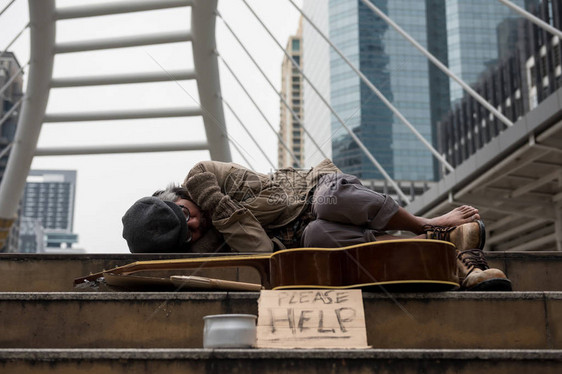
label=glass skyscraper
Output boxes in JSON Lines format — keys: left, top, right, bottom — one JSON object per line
{"left": 303, "top": 0, "right": 529, "bottom": 182}
{"left": 320, "top": 0, "right": 442, "bottom": 180}
{"left": 446, "top": 0, "right": 527, "bottom": 103}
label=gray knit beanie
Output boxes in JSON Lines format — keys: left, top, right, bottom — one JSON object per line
{"left": 122, "top": 196, "right": 189, "bottom": 253}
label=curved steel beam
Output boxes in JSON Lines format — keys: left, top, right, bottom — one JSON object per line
{"left": 55, "top": 0, "right": 192, "bottom": 20}
{"left": 35, "top": 141, "right": 209, "bottom": 156}
{"left": 55, "top": 30, "right": 192, "bottom": 53}
{"left": 0, "top": 0, "right": 56, "bottom": 240}
{"left": 44, "top": 107, "right": 202, "bottom": 122}
{"left": 50, "top": 69, "right": 196, "bottom": 87}
{"left": 191, "top": 0, "right": 231, "bottom": 162}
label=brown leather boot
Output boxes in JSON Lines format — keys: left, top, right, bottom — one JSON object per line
{"left": 457, "top": 249, "right": 512, "bottom": 291}
{"left": 423, "top": 220, "right": 485, "bottom": 251}
{"left": 424, "top": 221, "right": 511, "bottom": 290}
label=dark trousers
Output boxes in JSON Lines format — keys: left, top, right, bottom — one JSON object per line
{"left": 302, "top": 173, "right": 399, "bottom": 248}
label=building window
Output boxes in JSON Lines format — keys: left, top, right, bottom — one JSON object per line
{"left": 529, "top": 65, "right": 537, "bottom": 87}
{"left": 293, "top": 56, "right": 300, "bottom": 66}
{"left": 292, "top": 39, "right": 300, "bottom": 51}
{"left": 554, "top": 45, "right": 561, "bottom": 69}
{"left": 540, "top": 55, "right": 547, "bottom": 77}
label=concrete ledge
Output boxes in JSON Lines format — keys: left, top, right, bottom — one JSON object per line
{"left": 1, "top": 251, "right": 561, "bottom": 292}
{"left": 1, "top": 349, "right": 561, "bottom": 374}
{"left": 0, "top": 290, "right": 555, "bottom": 301}
{"left": 0, "top": 253, "right": 263, "bottom": 292}
{"left": 486, "top": 252, "right": 562, "bottom": 291}
{"left": 1, "top": 292, "right": 561, "bottom": 350}
{"left": 1, "top": 348, "right": 562, "bottom": 360}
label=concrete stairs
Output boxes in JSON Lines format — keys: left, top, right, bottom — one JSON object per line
{"left": 1, "top": 349, "right": 561, "bottom": 373}
{"left": 1, "top": 251, "right": 562, "bottom": 373}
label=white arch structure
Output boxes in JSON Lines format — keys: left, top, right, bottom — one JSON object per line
{"left": 0, "top": 0, "right": 230, "bottom": 247}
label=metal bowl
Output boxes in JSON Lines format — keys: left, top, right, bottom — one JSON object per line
{"left": 203, "top": 314, "right": 257, "bottom": 348}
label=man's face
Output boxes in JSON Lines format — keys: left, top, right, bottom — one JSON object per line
{"left": 175, "top": 198, "right": 209, "bottom": 243}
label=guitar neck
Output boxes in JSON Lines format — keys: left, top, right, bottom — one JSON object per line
{"left": 74, "top": 254, "right": 272, "bottom": 288}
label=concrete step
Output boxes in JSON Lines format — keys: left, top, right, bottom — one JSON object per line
{"left": 1, "top": 291, "right": 561, "bottom": 350}
{"left": 0, "top": 253, "right": 261, "bottom": 292}
{"left": 1, "top": 251, "right": 561, "bottom": 292}
{"left": 1, "top": 348, "right": 561, "bottom": 373}
{"left": 487, "top": 251, "right": 562, "bottom": 291}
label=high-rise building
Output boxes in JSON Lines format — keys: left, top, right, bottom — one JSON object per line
{"left": 279, "top": 20, "right": 305, "bottom": 168}
{"left": 446, "top": 0, "right": 527, "bottom": 103}
{"left": 0, "top": 51, "right": 23, "bottom": 180}
{"left": 20, "top": 170, "right": 79, "bottom": 252}
{"left": 18, "top": 217, "right": 45, "bottom": 253}
{"left": 0, "top": 51, "right": 24, "bottom": 253}
{"left": 439, "top": 0, "right": 561, "bottom": 169}
{"left": 304, "top": 0, "right": 442, "bottom": 180}
{"left": 302, "top": 0, "right": 527, "bottom": 182}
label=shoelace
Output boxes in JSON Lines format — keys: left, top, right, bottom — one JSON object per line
{"left": 457, "top": 249, "right": 490, "bottom": 274}
{"left": 422, "top": 225, "right": 455, "bottom": 241}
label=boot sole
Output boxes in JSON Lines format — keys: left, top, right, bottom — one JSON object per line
{"left": 465, "top": 278, "right": 512, "bottom": 291}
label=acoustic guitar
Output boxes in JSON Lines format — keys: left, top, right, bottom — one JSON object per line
{"left": 74, "top": 239, "right": 460, "bottom": 291}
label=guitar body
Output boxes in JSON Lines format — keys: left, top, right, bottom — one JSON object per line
{"left": 75, "top": 239, "right": 459, "bottom": 291}
{"left": 270, "top": 239, "right": 459, "bottom": 291}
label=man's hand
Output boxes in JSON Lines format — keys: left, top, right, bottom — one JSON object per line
{"left": 186, "top": 172, "right": 239, "bottom": 221}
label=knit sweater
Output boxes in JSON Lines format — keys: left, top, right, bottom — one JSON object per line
{"left": 183, "top": 159, "right": 340, "bottom": 252}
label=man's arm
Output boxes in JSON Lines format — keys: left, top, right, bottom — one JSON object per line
{"left": 184, "top": 162, "right": 273, "bottom": 252}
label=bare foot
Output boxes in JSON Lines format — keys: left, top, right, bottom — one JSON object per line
{"left": 421, "top": 205, "right": 480, "bottom": 231}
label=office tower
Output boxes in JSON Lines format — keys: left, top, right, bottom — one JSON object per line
{"left": 18, "top": 217, "right": 45, "bottom": 253}
{"left": 303, "top": 0, "right": 527, "bottom": 182}
{"left": 279, "top": 20, "right": 305, "bottom": 168}
{"left": 303, "top": 0, "right": 441, "bottom": 181}
{"left": 0, "top": 51, "right": 24, "bottom": 252}
{"left": 439, "top": 0, "right": 560, "bottom": 168}
{"left": 20, "top": 170, "right": 79, "bottom": 252}
{"left": 446, "top": 0, "right": 528, "bottom": 103}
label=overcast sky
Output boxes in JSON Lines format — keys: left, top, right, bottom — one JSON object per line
{"left": 0, "top": 0, "right": 303, "bottom": 253}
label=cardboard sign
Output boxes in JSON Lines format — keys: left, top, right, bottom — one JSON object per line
{"left": 256, "top": 289, "right": 368, "bottom": 349}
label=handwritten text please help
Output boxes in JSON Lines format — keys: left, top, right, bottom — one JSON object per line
{"left": 256, "top": 290, "right": 368, "bottom": 349}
